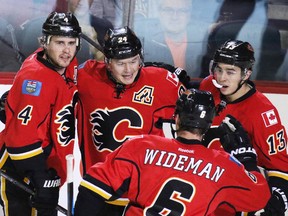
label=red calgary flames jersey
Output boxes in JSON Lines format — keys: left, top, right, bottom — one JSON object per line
{"left": 77, "top": 60, "right": 184, "bottom": 171}
{"left": 3, "top": 49, "right": 78, "bottom": 182}
{"left": 200, "top": 75, "right": 288, "bottom": 172}
{"left": 80, "top": 135, "right": 270, "bottom": 215}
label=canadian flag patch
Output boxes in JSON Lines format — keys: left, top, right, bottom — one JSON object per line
{"left": 261, "top": 109, "right": 278, "bottom": 127}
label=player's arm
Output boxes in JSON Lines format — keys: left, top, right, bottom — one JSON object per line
{"left": 251, "top": 108, "right": 288, "bottom": 215}
{"left": 5, "top": 82, "right": 60, "bottom": 213}
{"left": 144, "top": 61, "right": 200, "bottom": 89}
{"left": 218, "top": 114, "right": 258, "bottom": 172}
{"left": 74, "top": 181, "right": 106, "bottom": 216}
{"left": 260, "top": 171, "right": 288, "bottom": 216}
{"left": 217, "top": 115, "right": 271, "bottom": 212}
{"left": 74, "top": 145, "right": 134, "bottom": 216}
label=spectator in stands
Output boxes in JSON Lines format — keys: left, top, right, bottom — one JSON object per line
{"left": 141, "top": 0, "right": 206, "bottom": 78}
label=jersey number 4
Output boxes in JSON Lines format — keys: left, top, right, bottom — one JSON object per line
{"left": 17, "top": 105, "right": 33, "bottom": 125}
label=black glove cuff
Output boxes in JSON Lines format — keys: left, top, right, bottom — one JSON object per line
{"left": 263, "top": 187, "right": 287, "bottom": 215}
{"left": 241, "top": 160, "right": 259, "bottom": 172}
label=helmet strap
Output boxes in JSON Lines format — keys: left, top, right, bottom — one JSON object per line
{"left": 224, "top": 70, "right": 248, "bottom": 97}
{"left": 46, "top": 35, "right": 52, "bottom": 45}
{"left": 44, "top": 51, "right": 66, "bottom": 72}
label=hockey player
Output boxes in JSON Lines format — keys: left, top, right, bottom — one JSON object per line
{"left": 1, "top": 12, "right": 81, "bottom": 216}
{"left": 77, "top": 26, "right": 185, "bottom": 171}
{"left": 73, "top": 88, "right": 271, "bottom": 216}
{"left": 200, "top": 39, "right": 288, "bottom": 216}
{"left": 76, "top": 25, "right": 185, "bottom": 216}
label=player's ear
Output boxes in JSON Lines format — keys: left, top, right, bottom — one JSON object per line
{"left": 105, "top": 57, "right": 112, "bottom": 70}
{"left": 243, "top": 69, "right": 252, "bottom": 80}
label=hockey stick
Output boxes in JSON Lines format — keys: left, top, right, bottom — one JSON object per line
{"left": 0, "top": 169, "right": 68, "bottom": 215}
{"left": 80, "top": 33, "right": 103, "bottom": 53}
{"left": 66, "top": 154, "right": 74, "bottom": 216}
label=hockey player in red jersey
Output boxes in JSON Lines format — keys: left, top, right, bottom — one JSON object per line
{"left": 1, "top": 12, "right": 81, "bottom": 216}
{"left": 73, "top": 88, "right": 270, "bottom": 216}
{"left": 77, "top": 26, "right": 185, "bottom": 171}
{"left": 200, "top": 39, "right": 288, "bottom": 216}
{"left": 76, "top": 26, "right": 185, "bottom": 216}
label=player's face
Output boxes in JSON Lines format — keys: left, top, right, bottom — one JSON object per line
{"left": 159, "top": 0, "right": 191, "bottom": 34}
{"left": 108, "top": 55, "right": 141, "bottom": 85}
{"left": 213, "top": 63, "right": 243, "bottom": 96}
{"left": 45, "top": 36, "right": 78, "bottom": 73}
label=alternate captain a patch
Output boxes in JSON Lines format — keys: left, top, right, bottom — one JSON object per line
{"left": 133, "top": 85, "right": 154, "bottom": 106}
{"left": 22, "top": 80, "right": 42, "bottom": 96}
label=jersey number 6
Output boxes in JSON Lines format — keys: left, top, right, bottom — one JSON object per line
{"left": 144, "top": 177, "right": 195, "bottom": 216}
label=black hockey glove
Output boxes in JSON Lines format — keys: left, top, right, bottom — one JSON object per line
{"left": 0, "top": 90, "right": 9, "bottom": 124}
{"left": 29, "top": 168, "right": 60, "bottom": 215}
{"left": 261, "top": 187, "right": 287, "bottom": 216}
{"left": 218, "top": 115, "right": 258, "bottom": 171}
{"left": 144, "top": 62, "right": 198, "bottom": 88}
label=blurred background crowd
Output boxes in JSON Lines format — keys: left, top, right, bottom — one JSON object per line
{"left": 1, "top": 0, "right": 288, "bottom": 81}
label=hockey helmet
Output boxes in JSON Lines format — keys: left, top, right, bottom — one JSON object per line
{"left": 175, "top": 89, "right": 216, "bottom": 133}
{"left": 42, "top": 12, "right": 81, "bottom": 38}
{"left": 103, "top": 26, "right": 143, "bottom": 59}
{"left": 213, "top": 39, "right": 255, "bottom": 71}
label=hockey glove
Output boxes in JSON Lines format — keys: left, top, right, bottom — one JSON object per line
{"left": 218, "top": 115, "right": 258, "bottom": 171}
{"left": 0, "top": 90, "right": 9, "bottom": 124}
{"left": 144, "top": 62, "right": 197, "bottom": 88}
{"left": 261, "top": 187, "right": 287, "bottom": 216}
{"left": 29, "top": 168, "right": 60, "bottom": 215}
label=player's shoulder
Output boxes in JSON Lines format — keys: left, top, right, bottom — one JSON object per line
{"left": 141, "top": 66, "right": 182, "bottom": 88}
{"left": 15, "top": 56, "right": 50, "bottom": 81}
{"left": 78, "top": 59, "right": 106, "bottom": 77}
{"left": 127, "top": 134, "right": 167, "bottom": 142}
{"left": 124, "top": 134, "right": 168, "bottom": 148}
{"left": 141, "top": 65, "right": 169, "bottom": 76}
{"left": 248, "top": 88, "right": 276, "bottom": 111}
{"left": 79, "top": 59, "right": 105, "bottom": 72}
{"left": 213, "top": 149, "right": 244, "bottom": 168}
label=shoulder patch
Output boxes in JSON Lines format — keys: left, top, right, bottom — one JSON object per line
{"left": 261, "top": 109, "right": 278, "bottom": 127}
{"left": 166, "top": 71, "right": 179, "bottom": 86}
{"left": 22, "top": 80, "right": 42, "bottom": 96}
